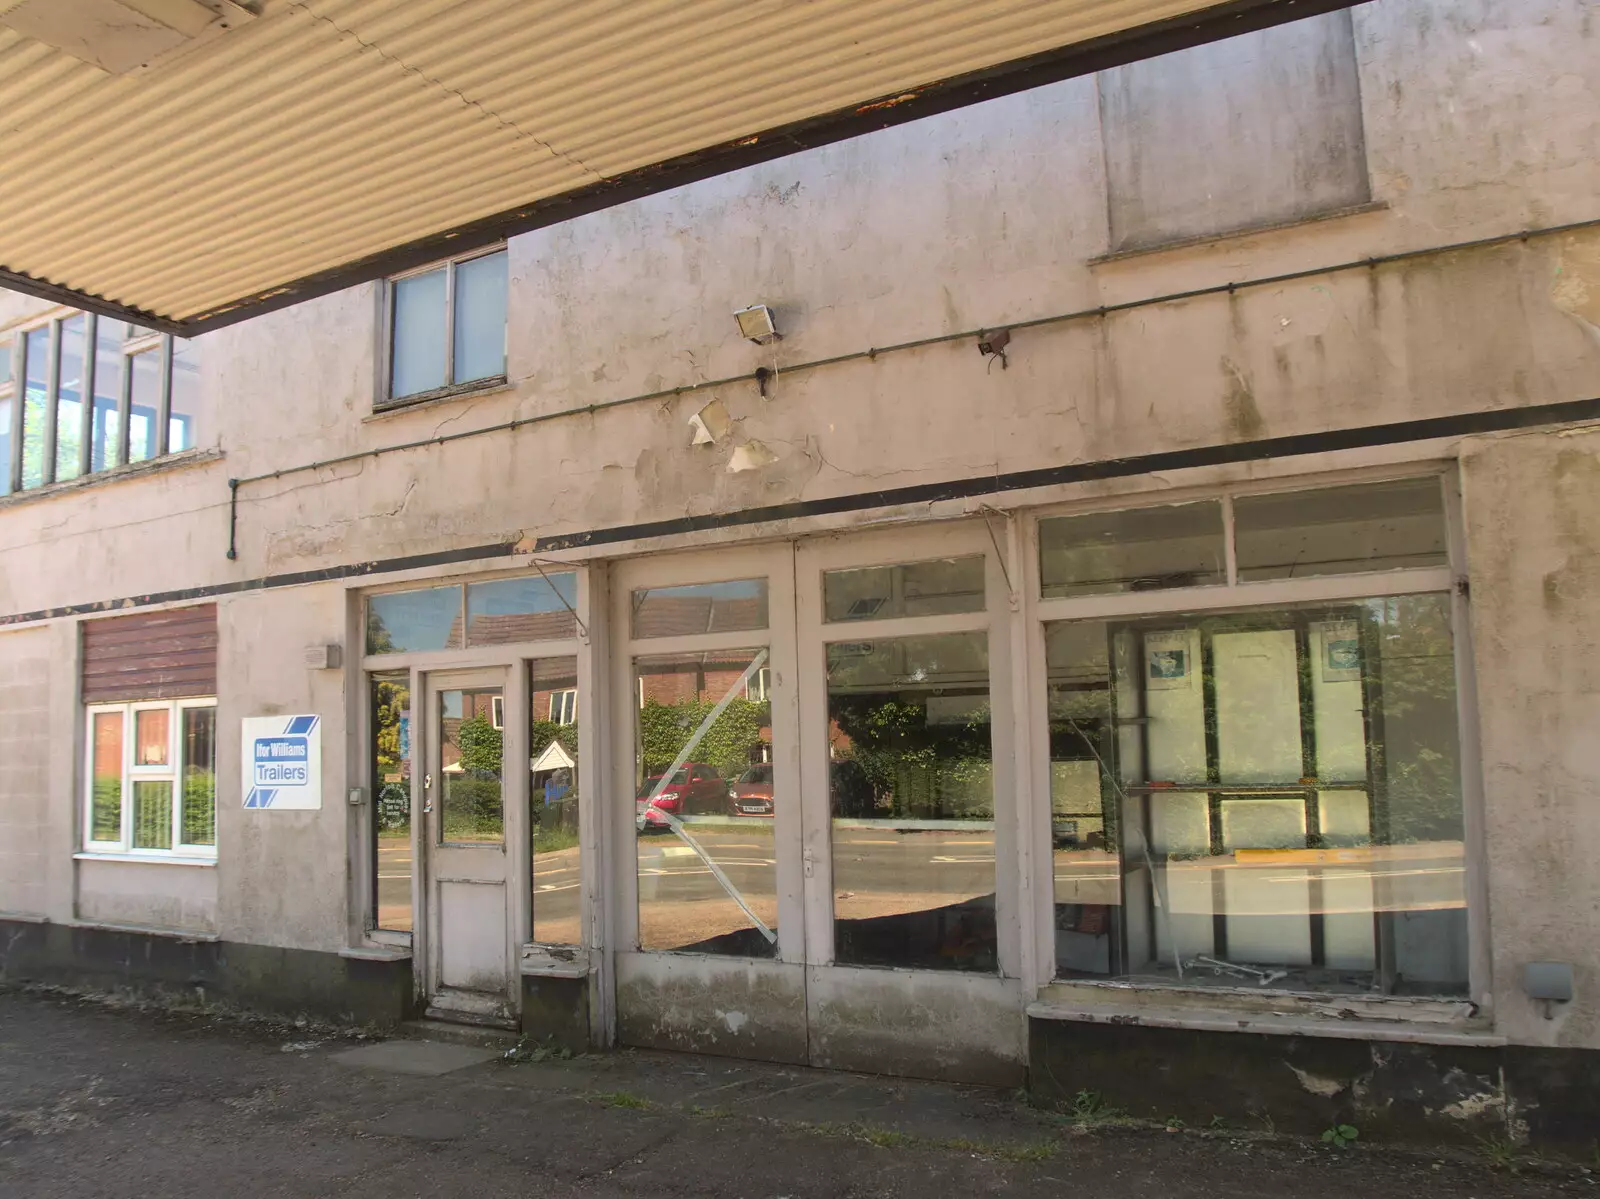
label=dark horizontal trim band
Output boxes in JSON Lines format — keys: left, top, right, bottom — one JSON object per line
{"left": 4, "top": 395, "right": 1595, "bottom": 628}
{"left": 0, "top": 0, "right": 1362, "bottom": 336}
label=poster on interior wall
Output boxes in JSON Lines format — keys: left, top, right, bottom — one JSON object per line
{"left": 1144, "top": 630, "right": 1193, "bottom": 691}
{"left": 241, "top": 715, "right": 323, "bottom": 810}
{"left": 1320, "top": 621, "right": 1362, "bottom": 684}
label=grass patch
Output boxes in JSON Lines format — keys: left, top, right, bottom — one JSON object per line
{"left": 1477, "top": 1134, "right": 1519, "bottom": 1171}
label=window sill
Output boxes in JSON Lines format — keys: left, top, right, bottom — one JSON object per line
{"left": 521, "top": 944, "right": 590, "bottom": 978}
{"left": 1089, "top": 201, "right": 1390, "bottom": 267}
{"left": 61, "top": 916, "right": 219, "bottom": 942}
{"left": 0, "top": 448, "right": 223, "bottom": 510}
{"left": 368, "top": 377, "right": 512, "bottom": 420}
{"left": 342, "top": 944, "right": 412, "bottom": 962}
{"left": 1030, "top": 980, "right": 1500, "bottom": 1047}
{"left": 75, "top": 851, "right": 216, "bottom": 867}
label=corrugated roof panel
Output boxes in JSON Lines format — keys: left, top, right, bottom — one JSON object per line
{"left": 0, "top": 0, "right": 1339, "bottom": 330}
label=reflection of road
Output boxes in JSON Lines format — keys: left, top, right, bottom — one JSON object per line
{"left": 1053, "top": 842, "right": 1468, "bottom": 914}
{"left": 377, "top": 836, "right": 413, "bottom": 932}
{"left": 638, "top": 822, "right": 995, "bottom": 951}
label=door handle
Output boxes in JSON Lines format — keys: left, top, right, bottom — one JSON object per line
{"left": 423, "top": 773, "right": 433, "bottom": 814}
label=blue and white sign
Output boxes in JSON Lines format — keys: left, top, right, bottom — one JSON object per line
{"left": 242, "top": 715, "right": 322, "bottom": 810}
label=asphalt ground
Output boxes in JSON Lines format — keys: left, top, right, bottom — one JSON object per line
{"left": 0, "top": 987, "right": 1587, "bottom": 1198}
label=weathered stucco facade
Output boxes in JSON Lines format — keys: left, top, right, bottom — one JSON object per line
{"left": 3, "top": 0, "right": 1600, "bottom": 1150}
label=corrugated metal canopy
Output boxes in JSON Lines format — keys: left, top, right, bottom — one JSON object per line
{"left": 0, "top": 0, "right": 1353, "bottom": 334}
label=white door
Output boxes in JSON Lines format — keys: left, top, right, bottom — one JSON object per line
{"left": 422, "top": 666, "right": 519, "bottom": 1025}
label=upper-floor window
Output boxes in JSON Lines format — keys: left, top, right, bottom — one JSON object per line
{"left": 1098, "top": 9, "right": 1370, "bottom": 253}
{"left": 384, "top": 247, "right": 508, "bottom": 407}
{"left": 2, "top": 315, "right": 198, "bottom": 497}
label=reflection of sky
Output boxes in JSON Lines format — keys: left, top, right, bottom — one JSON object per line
{"left": 370, "top": 586, "right": 458, "bottom": 652}
{"left": 468, "top": 573, "right": 575, "bottom": 617}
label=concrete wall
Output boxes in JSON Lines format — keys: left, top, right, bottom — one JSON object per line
{"left": 0, "top": 0, "right": 1597, "bottom": 1074}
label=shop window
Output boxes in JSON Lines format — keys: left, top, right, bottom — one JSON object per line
{"left": 1040, "top": 502, "right": 1226, "bottom": 598}
{"left": 6, "top": 314, "right": 197, "bottom": 495}
{"left": 1045, "top": 593, "right": 1467, "bottom": 996}
{"left": 823, "top": 556, "right": 986, "bottom": 622}
{"left": 1232, "top": 478, "right": 1448, "bottom": 581}
{"left": 365, "top": 571, "right": 577, "bottom": 656}
{"left": 826, "top": 632, "right": 997, "bottom": 973}
{"left": 84, "top": 700, "right": 217, "bottom": 856}
{"left": 530, "top": 657, "right": 581, "bottom": 946}
{"left": 385, "top": 247, "right": 508, "bottom": 405}
{"left": 635, "top": 647, "right": 777, "bottom": 958}
{"left": 631, "top": 579, "right": 769, "bottom": 639}
{"left": 369, "top": 672, "right": 413, "bottom": 932}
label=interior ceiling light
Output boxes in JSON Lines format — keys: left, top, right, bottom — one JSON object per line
{"left": 734, "top": 305, "right": 781, "bottom": 345}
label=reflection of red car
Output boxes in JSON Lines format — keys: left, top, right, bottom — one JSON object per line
{"left": 635, "top": 763, "right": 725, "bottom": 829}
{"left": 728, "top": 763, "right": 774, "bottom": 817}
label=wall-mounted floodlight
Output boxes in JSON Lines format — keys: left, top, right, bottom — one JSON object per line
{"left": 735, "top": 304, "right": 781, "bottom": 344}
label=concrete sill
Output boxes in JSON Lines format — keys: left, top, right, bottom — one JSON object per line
{"left": 366, "top": 378, "right": 513, "bottom": 421}
{"left": 74, "top": 851, "right": 216, "bottom": 868}
{"left": 342, "top": 945, "right": 412, "bottom": 963}
{"left": 0, "top": 448, "right": 223, "bottom": 510}
{"left": 1089, "top": 201, "right": 1391, "bottom": 267}
{"left": 521, "top": 946, "right": 590, "bottom": 979}
{"left": 1027, "top": 1000, "right": 1505, "bottom": 1048}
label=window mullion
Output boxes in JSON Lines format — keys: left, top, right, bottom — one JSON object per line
{"left": 443, "top": 258, "right": 457, "bottom": 387}
{"left": 7, "top": 336, "right": 24, "bottom": 492}
{"left": 1222, "top": 494, "right": 1239, "bottom": 586}
{"left": 156, "top": 336, "right": 173, "bottom": 458}
{"left": 170, "top": 701, "right": 183, "bottom": 851}
{"left": 121, "top": 706, "right": 134, "bottom": 851}
{"left": 78, "top": 314, "right": 97, "bottom": 478}
{"left": 115, "top": 345, "right": 133, "bottom": 467}
{"left": 40, "top": 320, "right": 60, "bottom": 486}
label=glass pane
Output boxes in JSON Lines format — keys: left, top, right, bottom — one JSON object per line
{"left": 390, "top": 268, "right": 448, "bottom": 398}
{"left": 181, "top": 707, "right": 217, "bottom": 847}
{"left": 827, "top": 633, "right": 996, "bottom": 972}
{"left": 20, "top": 326, "right": 50, "bottom": 490}
{"left": 169, "top": 338, "right": 200, "bottom": 453}
{"left": 1044, "top": 593, "right": 1466, "bottom": 996}
{"left": 132, "top": 780, "right": 173, "bottom": 850}
{"left": 54, "top": 316, "right": 86, "bottom": 482}
{"left": 371, "top": 673, "right": 413, "bottom": 931}
{"left": 453, "top": 250, "right": 508, "bottom": 383}
{"left": 0, "top": 395, "right": 11, "bottom": 497}
{"left": 134, "top": 707, "right": 170, "bottom": 766}
{"left": 0, "top": 340, "right": 10, "bottom": 386}
{"left": 466, "top": 573, "right": 577, "bottom": 645}
{"left": 635, "top": 649, "right": 777, "bottom": 957}
{"left": 1234, "top": 478, "right": 1448, "bottom": 581}
{"left": 90, "top": 711, "right": 124, "bottom": 842}
{"left": 530, "top": 656, "right": 580, "bottom": 946}
{"left": 1040, "top": 502, "right": 1225, "bottom": 598}
{"left": 439, "top": 687, "right": 504, "bottom": 843}
{"left": 824, "top": 556, "right": 985, "bottom": 623}
{"left": 366, "top": 586, "right": 462, "bottom": 654}
{"left": 91, "top": 319, "right": 125, "bottom": 472}
{"left": 631, "top": 579, "right": 769, "bottom": 639}
{"left": 127, "top": 349, "right": 160, "bottom": 464}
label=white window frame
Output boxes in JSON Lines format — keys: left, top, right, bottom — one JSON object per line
{"left": 379, "top": 244, "right": 508, "bottom": 409}
{"left": 549, "top": 688, "right": 578, "bottom": 725}
{"left": 744, "top": 666, "right": 771, "bottom": 703}
{"left": 82, "top": 697, "right": 218, "bottom": 860}
{"left": 6, "top": 313, "right": 187, "bottom": 495}
{"left": 490, "top": 693, "right": 505, "bottom": 729}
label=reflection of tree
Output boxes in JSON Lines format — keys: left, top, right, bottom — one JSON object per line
{"left": 373, "top": 679, "right": 410, "bottom": 831}
{"left": 830, "top": 695, "right": 992, "bottom": 819}
{"left": 457, "top": 716, "right": 504, "bottom": 773}
{"left": 367, "top": 613, "right": 397, "bottom": 655}
{"left": 639, "top": 698, "right": 767, "bottom": 779}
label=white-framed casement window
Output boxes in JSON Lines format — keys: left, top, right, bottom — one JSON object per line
{"left": 84, "top": 698, "right": 218, "bottom": 858}
{"left": 745, "top": 666, "right": 771, "bottom": 703}
{"left": 5, "top": 314, "right": 199, "bottom": 497}
{"left": 549, "top": 688, "right": 578, "bottom": 725}
{"left": 382, "top": 246, "right": 508, "bottom": 407}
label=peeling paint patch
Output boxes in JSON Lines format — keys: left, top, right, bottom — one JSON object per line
{"left": 689, "top": 399, "right": 733, "bottom": 446}
{"left": 1287, "top": 1063, "right": 1345, "bottom": 1098}
{"left": 728, "top": 441, "right": 778, "bottom": 472}
{"left": 1551, "top": 235, "right": 1600, "bottom": 347}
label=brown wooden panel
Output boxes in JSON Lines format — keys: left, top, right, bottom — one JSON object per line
{"left": 82, "top": 604, "right": 217, "bottom": 702}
